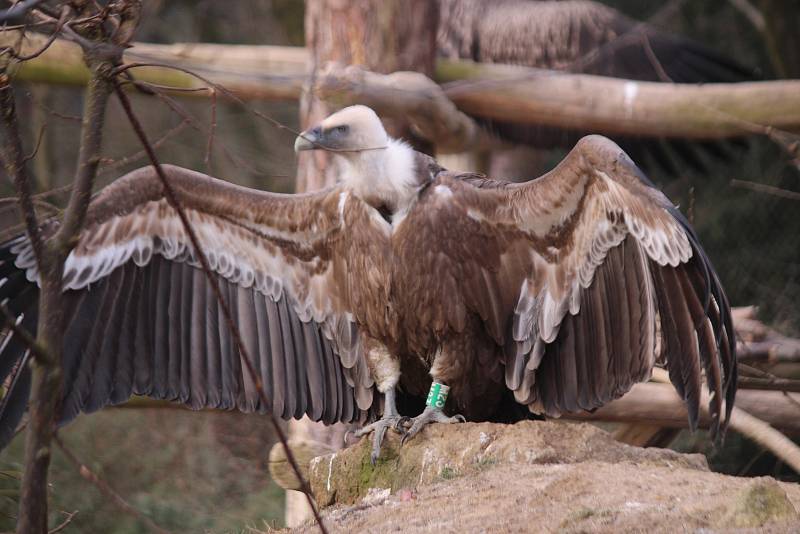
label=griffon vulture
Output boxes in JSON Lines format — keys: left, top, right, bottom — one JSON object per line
{"left": 437, "top": 0, "right": 756, "bottom": 171}
{"left": 0, "top": 106, "right": 736, "bottom": 460}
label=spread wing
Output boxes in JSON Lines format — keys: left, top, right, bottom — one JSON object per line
{"left": 0, "top": 165, "right": 383, "bottom": 447}
{"left": 424, "top": 135, "right": 735, "bottom": 438}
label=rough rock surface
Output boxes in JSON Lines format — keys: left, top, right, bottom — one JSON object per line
{"left": 289, "top": 421, "right": 800, "bottom": 533}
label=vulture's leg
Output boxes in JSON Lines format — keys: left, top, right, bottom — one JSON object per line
{"left": 403, "top": 341, "right": 469, "bottom": 443}
{"left": 351, "top": 339, "right": 405, "bottom": 463}
{"left": 401, "top": 381, "right": 465, "bottom": 444}
{"left": 351, "top": 386, "right": 405, "bottom": 464}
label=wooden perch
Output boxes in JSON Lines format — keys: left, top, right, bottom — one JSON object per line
{"left": 732, "top": 306, "right": 800, "bottom": 364}
{"left": 565, "top": 382, "right": 800, "bottom": 434}
{"left": 5, "top": 32, "right": 800, "bottom": 151}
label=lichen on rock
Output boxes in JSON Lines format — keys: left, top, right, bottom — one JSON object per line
{"left": 723, "top": 478, "right": 798, "bottom": 528}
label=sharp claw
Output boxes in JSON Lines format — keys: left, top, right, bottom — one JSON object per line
{"left": 455, "top": 415, "right": 466, "bottom": 423}
{"left": 396, "top": 416, "right": 411, "bottom": 432}
{"left": 343, "top": 429, "right": 353, "bottom": 445}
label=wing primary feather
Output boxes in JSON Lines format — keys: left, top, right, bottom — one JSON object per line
{"left": 303, "top": 321, "right": 326, "bottom": 421}
{"left": 133, "top": 258, "right": 156, "bottom": 396}
{"left": 236, "top": 284, "right": 260, "bottom": 413}
{"left": 655, "top": 265, "right": 702, "bottom": 431}
{"left": 558, "top": 317, "right": 580, "bottom": 413}
{"left": 204, "top": 271, "right": 223, "bottom": 408}
{"left": 252, "top": 294, "right": 273, "bottom": 413}
{"left": 276, "top": 296, "right": 298, "bottom": 419}
{"left": 287, "top": 304, "right": 309, "bottom": 419}
{"left": 216, "top": 280, "right": 237, "bottom": 409}
{"left": 189, "top": 264, "right": 209, "bottom": 409}
{"left": 152, "top": 257, "right": 172, "bottom": 399}
{"left": 677, "top": 265, "right": 724, "bottom": 439}
{"left": 109, "top": 265, "right": 138, "bottom": 404}
{"left": 265, "top": 297, "right": 286, "bottom": 418}
{"left": 166, "top": 258, "right": 183, "bottom": 401}
{"left": 0, "top": 350, "right": 31, "bottom": 450}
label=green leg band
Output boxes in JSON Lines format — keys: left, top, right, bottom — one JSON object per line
{"left": 426, "top": 381, "right": 450, "bottom": 409}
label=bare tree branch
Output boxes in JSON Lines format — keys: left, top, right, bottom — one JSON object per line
{"left": 0, "top": 73, "right": 45, "bottom": 268}
{"left": 47, "top": 511, "right": 77, "bottom": 534}
{"left": 7, "top": 4, "right": 138, "bottom": 531}
{"left": 729, "top": 0, "right": 766, "bottom": 32}
{"left": 731, "top": 179, "right": 800, "bottom": 201}
{"left": 0, "top": 0, "right": 47, "bottom": 24}
{"left": 99, "top": 117, "right": 189, "bottom": 174}
{"left": 51, "top": 59, "right": 115, "bottom": 252}
{"left": 0, "top": 303, "right": 49, "bottom": 364}
{"left": 11, "top": 5, "right": 71, "bottom": 62}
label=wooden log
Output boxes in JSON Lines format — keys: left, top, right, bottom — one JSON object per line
{"left": 5, "top": 32, "right": 800, "bottom": 148}
{"left": 565, "top": 382, "right": 800, "bottom": 434}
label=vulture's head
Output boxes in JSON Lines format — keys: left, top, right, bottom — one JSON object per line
{"left": 294, "top": 105, "right": 389, "bottom": 156}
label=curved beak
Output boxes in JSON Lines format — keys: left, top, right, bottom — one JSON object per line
{"left": 294, "top": 126, "right": 321, "bottom": 152}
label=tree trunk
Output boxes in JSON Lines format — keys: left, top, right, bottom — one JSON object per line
{"left": 286, "top": 0, "right": 438, "bottom": 525}
{"left": 296, "top": 0, "right": 438, "bottom": 191}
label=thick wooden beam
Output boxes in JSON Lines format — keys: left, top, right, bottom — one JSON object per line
{"left": 5, "top": 33, "right": 800, "bottom": 147}
{"left": 565, "top": 382, "right": 800, "bottom": 434}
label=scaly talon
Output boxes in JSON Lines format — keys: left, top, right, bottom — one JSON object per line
{"left": 351, "top": 414, "right": 406, "bottom": 464}
{"left": 401, "top": 405, "right": 466, "bottom": 445}
{"left": 348, "top": 387, "right": 405, "bottom": 463}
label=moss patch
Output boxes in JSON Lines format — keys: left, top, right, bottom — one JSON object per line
{"left": 723, "top": 478, "right": 798, "bottom": 528}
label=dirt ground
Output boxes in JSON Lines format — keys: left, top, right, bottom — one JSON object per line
{"left": 286, "top": 421, "right": 800, "bottom": 533}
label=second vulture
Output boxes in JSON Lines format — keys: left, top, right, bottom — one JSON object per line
{"left": 437, "top": 0, "right": 756, "bottom": 171}
{"left": 0, "top": 106, "right": 736, "bottom": 460}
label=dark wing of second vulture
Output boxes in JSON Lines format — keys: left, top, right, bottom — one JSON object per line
{"left": 0, "top": 165, "right": 383, "bottom": 449}
{"left": 437, "top": 0, "right": 757, "bottom": 172}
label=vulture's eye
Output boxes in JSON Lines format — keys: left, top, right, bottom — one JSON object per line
{"left": 335, "top": 125, "right": 349, "bottom": 134}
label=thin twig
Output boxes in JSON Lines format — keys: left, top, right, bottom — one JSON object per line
{"left": 23, "top": 91, "right": 83, "bottom": 122}
{"left": 22, "top": 120, "right": 46, "bottom": 164}
{"left": 640, "top": 32, "right": 673, "bottom": 83}
{"left": 112, "top": 80, "right": 330, "bottom": 534}
{"left": 132, "top": 83, "right": 288, "bottom": 179}
{"left": 0, "top": 74, "right": 45, "bottom": 274}
{"left": 730, "top": 179, "right": 800, "bottom": 201}
{"left": 54, "top": 434, "right": 170, "bottom": 534}
{"left": 729, "top": 0, "right": 766, "bottom": 32}
{"left": 118, "top": 62, "right": 387, "bottom": 153}
{"left": 12, "top": 5, "right": 70, "bottom": 61}
{"left": 205, "top": 87, "right": 216, "bottom": 172}
{"left": 0, "top": 303, "right": 49, "bottom": 363}
{"left": 99, "top": 117, "right": 189, "bottom": 174}
{"left": 48, "top": 510, "right": 78, "bottom": 534}
{"left": 0, "top": 182, "right": 74, "bottom": 206}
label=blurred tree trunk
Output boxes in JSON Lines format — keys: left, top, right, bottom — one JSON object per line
{"left": 287, "top": 0, "right": 438, "bottom": 525}
{"left": 295, "top": 0, "right": 438, "bottom": 191}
